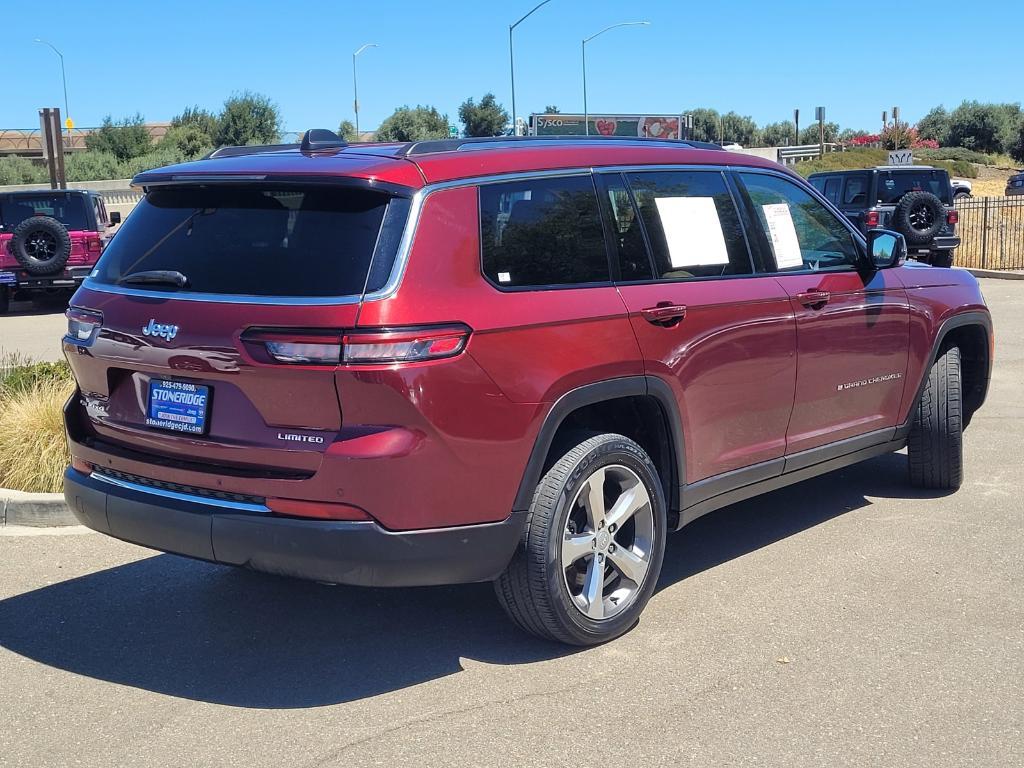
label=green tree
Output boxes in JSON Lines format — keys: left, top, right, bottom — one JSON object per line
{"left": 84, "top": 114, "right": 152, "bottom": 161}
{"left": 543, "top": 105, "right": 560, "bottom": 114}
{"left": 684, "top": 108, "right": 721, "bottom": 142}
{"left": 916, "top": 106, "right": 950, "bottom": 144}
{"left": 761, "top": 121, "right": 794, "bottom": 147}
{"left": 338, "top": 120, "right": 358, "bottom": 142}
{"left": 375, "top": 105, "right": 450, "bottom": 142}
{"left": 720, "top": 111, "right": 760, "bottom": 146}
{"left": 459, "top": 93, "right": 509, "bottom": 137}
{"left": 1009, "top": 120, "right": 1024, "bottom": 164}
{"left": 946, "top": 101, "right": 1007, "bottom": 153}
{"left": 171, "top": 106, "right": 220, "bottom": 145}
{"left": 158, "top": 124, "right": 212, "bottom": 159}
{"left": 216, "top": 92, "right": 282, "bottom": 147}
{"left": 798, "top": 122, "right": 839, "bottom": 145}
{"left": 838, "top": 128, "right": 871, "bottom": 143}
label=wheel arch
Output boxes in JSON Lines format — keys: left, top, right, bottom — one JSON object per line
{"left": 904, "top": 311, "right": 992, "bottom": 431}
{"left": 512, "top": 376, "right": 685, "bottom": 518}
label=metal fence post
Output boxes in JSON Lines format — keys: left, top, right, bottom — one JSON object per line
{"left": 981, "top": 197, "right": 990, "bottom": 270}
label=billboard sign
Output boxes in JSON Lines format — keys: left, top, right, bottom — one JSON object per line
{"left": 531, "top": 113, "right": 682, "bottom": 139}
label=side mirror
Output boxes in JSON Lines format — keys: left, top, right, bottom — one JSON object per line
{"left": 866, "top": 229, "right": 906, "bottom": 269}
{"left": 109, "top": 211, "right": 122, "bottom": 226}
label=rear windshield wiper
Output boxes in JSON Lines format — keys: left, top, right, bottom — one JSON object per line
{"left": 118, "top": 270, "right": 189, "bottom": 289}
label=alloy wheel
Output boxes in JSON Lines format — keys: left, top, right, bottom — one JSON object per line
{"left": 561, "top": 463, "right": 655, "bottom": 620}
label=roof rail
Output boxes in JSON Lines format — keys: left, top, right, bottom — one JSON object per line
{"left": 205, "top": 143, "right": 299, "bottom": 159}
{"left": 398, "top": 134, "right": 724, "bottom": 157}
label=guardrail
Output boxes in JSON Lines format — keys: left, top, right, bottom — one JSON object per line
{"left": 955, "top": 195, "right": 1024, "bottom": 271}
{"left": 776, "top": 143, "right": 841, "bottom": 165}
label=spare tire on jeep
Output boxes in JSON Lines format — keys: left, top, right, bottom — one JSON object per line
{"left": 9, "top": 216, "right": 72, "bottom": 276}
{"left": 892, "top": 191, "right": 945, "bottom": 246}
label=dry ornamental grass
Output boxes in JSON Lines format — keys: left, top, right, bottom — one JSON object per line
{"left": 0, "top": 358, "right": 75, "bottom": 493}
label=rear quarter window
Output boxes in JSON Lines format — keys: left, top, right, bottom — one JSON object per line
{"left": 479, "top": 175, "right": 608, "bottom": 289}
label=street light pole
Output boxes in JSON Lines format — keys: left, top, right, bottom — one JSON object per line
{"left": 352, "top": 43, "right": 378, "bottom": 139}
{"left": 509, "top": 0, "right": 553, "bottom": 136}
{"left": 33, "top": 39, "right": 69, "bottom": 147}
{"left": 582, "top": 22, "right": 650, "bottom": 136}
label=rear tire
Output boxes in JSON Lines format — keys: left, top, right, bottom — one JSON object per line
{"left": 908, "top": 346, "right": 963, "bottom": 490}
{"left": 495, "top": 432, "right": 667, "bottom": 646}
{"left": 931, "top": 250, "right": 955, "bottom": 268}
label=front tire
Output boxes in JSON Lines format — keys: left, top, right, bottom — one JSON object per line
{"left": 495, "top": 433, "right": 667, "bottom": 645}
{"left": 908, "top": 346, "right": 963, "bottom": 490}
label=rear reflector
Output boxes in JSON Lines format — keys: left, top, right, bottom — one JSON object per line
{"left": 71, "top": 457, "right": 92, "bottom": 474}
{"left": 267, "top": 497, "right": 370, "bottom": 521}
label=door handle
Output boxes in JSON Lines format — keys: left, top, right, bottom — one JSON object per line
{"left": 796, "top": 290, "right": 830, "bottom": 310}
{"left": 641, "top": 303, "right": 687, "bottom": 327}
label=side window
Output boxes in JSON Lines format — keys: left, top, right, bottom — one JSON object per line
{"left": 737, "top": 172, "right": 861, "bottom": 273}
{"left": 823, "top": 178, "right": 841, "bottom": 206}
{"left": 625, "top": 170, "right": 752, "bottom": 280}
{"left": 479, "top": 175, "right": 609, "bottom": 288}
{"left": 598, "top": 176, "right": 654, "bottom": 281}
{"left": 843, "top": 175, "right": 868, "bottom": 206}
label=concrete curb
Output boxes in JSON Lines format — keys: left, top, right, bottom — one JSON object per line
{"left": 0, "top": 488, "right": 77, "bottom": 527}
{"left": 964, "top": 268, "right": 1024, "bottom": 280}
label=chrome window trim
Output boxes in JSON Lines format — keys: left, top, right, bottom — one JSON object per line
{"left": 81, "top": 163, "right": 759, "bottom": 306}
{"left": 91, "top": 471, "right": 270, "bottom": 514}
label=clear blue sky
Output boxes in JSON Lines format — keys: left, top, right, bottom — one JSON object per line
{"left": 2, "top": 0, "right": 1020, "bottom": 134}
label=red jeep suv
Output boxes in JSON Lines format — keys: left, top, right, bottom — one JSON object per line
{"left": 62, "top": 131, "right": 992, "bottom": 645}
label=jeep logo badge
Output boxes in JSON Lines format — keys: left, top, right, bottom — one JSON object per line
{"left": 142, "top": 319, "right": 179, "bottom": 342}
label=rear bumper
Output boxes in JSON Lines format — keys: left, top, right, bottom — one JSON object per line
{"left": 0, "top": 265, "right": 92, "bottom": 289}
{"left": 909, "top": 236, "right": 960, "bottom": 252}
{"left": 64, "top": 468, "right": 525, "bottom": 587}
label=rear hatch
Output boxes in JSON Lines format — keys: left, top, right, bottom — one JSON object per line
{"left": 66, "top": 182, "right": 410, "bottom": 477}
{"left": 874, "top": 169, "right": 956, "bottom": 236}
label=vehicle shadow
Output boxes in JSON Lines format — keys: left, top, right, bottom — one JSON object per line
{"left": 0, "top": 450, "right": 939, "bottom": 709}
{"left": 5, "top": 297, "right": 70, "bottom": 317}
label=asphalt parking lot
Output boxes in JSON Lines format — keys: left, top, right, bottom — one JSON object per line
{"left": 1, "top": 278, "right": 1022, "bottom": 768}
{"left": 0, "top": 299, "right": 68, "bottom": 362}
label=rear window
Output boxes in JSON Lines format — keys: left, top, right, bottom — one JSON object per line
{"left": 0, "top": 193, "right": 90, "bottom": 232}
{"left": 877, "top": 171, "right": 951, "bottom": 204}
{"left": 90, "top": 186, "right": 406, "bottom": 297}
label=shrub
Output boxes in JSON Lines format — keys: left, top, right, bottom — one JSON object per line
{"left": 916, "top": 147, "right": 995, "bottom": 165}
{"left": 64, "top": 150, "right": 125, "bottom": 182}
{"left": 171, "top": 106, "right": 220, "bottom": 145}
{"left": 158, "top": 124, "right": 213, "bottom": 159}
{"left": 0, "top": 355, "right": 72, "bottom": 396}
{"left": 791, "top": 148, "right": 976, "bottom": 178}
{"left": 375, "top": 105, "right": 450, "bottom": 142}
{"left": 84, "top": 113, "right": 153, "bottom": 161}
{"left": 0, "top": 156, "right": 49, "bottom": 185}
{"left": 122, "top": 147, "right": 187, "bottom": 177}
{"left": 0, "top": 377, "right": 74, "bottom": 493}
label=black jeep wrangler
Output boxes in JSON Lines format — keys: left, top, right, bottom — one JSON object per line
{"left": 809, "top": 166, "right": 960, "bottom": 267}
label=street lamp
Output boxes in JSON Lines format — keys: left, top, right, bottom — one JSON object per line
{"left": 352, "top": 43, "right": 378, "bottom": 138}
{"left": 509, "top": 0, "right": 554, "bottom": 136}
{"left": 33, "top": 38, "right": 70, "bottom": 146}
{"left": 582, "top": 22, "right": 649, "bottom": 136}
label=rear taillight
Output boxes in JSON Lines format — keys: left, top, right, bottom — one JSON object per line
{"left": 342, "top": 325, "right": 470, "bottom": 364}
{"left": 947, "top": 210, "right": 959, "bottom": 225}
{"left": 86, "top": 236, "right": 102, "bottom": 254}
{"left": 242, "top": 325, "right": 470, "bottom": 366}
{"left": 66, "top": 307, "right": 103, "bottom": 345}
{"left": 865, "top": 211, "right": 880, "bottom": 227}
